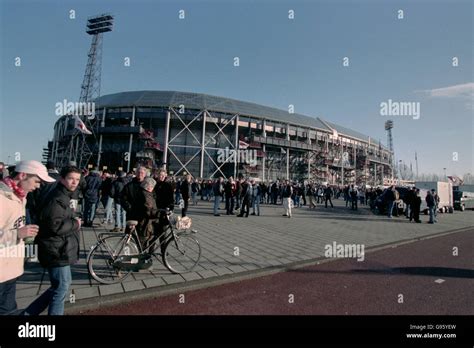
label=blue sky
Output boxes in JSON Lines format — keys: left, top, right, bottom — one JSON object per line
{"left": 1, "top": 0, "right": 472, "bottom": 176}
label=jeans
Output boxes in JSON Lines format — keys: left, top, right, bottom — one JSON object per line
{"left": 25, "top": 266, "right": 72, "bottom": 315}
{"left": 175, "top": 192, "right": 181, "bottom": 205}
{"left": 387, "top": 200, "right": 395, "bottom": 218}
{"left": 252, "top": 195, "right": 260, "bottom": 215}
{"left": 213, "top": 195, "right": 220, "bottom": 215}
{"left": 192, "top": 192, "right": 197, "bottom": 205}
{"left": 0, "top": 278, "right": 18, "bottom": 315}
{"left": 226, "top": 196, "right": 235, "bottom": 214}
{"left": 84, "top": 199, "right": 97, "bottom": 224}
{"left": 115, "top": 202, "right": 126, "bottom": 229}
{"left": 429, "top": 206, "right": 435, "bottom": 223}
{"left": 104, "top": 196, "right": 114, "bottom": 223}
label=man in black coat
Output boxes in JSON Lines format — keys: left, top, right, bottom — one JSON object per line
{"left": 224, "top": 176, "right": 236, "bottom": 215}
{"left": 237, "top": 178, "right": 251, "bottom": 218}
{"left": 120, "top": 166, "right": 147, "bottom": 222}
{"left": 24, "top": 166, "right": 82, "bottom": 315}
{"left": 153, "top": 169, "right": 175, "bottom": 251}
{"left": 412, "top": 188, "right": 422, "bottom": 223}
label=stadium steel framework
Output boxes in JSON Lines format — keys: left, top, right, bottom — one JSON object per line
{"left": 49, "top": 91, "right": 393, "bottom": 185}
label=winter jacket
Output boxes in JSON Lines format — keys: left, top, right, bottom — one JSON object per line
{"left": 385, "top": 189, "right": 395, "bottom": 201}
{"left": 0, "top": 181, "right": 26, "bottom": 283}
{"left": 84, "top": 172, "right": 102, "bottom": 202}
{"left": 110, "top": 177, "right": 126, "bottom": 201}
{"left": 426, "top": 193, "right": 435, "bottom": 207}
{"left": 180, "top": 180, "right": 191, "bottom": 201}
{"left": 35, "top": 182, "right": 81, "bottom": 268}
{"left": 154, "top": 180, "right": 175, "bottom": 210}
{"left": 213, "top": 181, "right": 223, "bottom": 196}
{"left": 120, "top": 178, "right": 145, "bottom": 220}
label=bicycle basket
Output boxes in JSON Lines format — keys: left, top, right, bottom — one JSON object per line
{"left": 175, "top": 216, "right": 192, "bottom": 230}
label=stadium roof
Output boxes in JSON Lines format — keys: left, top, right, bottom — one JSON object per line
{"left": 95, "top": 91, "right": 385, "bottom": 148}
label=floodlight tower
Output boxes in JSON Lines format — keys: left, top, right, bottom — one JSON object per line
{"left": 67, "top": 13, "right": 114, "bottom": 169}
{"left": 385, "top": 120, "right": 395, "bottom": 179}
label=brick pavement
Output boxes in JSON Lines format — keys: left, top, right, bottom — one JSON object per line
{"left": 15, "top": 198, "right": 474, "bottom": 312}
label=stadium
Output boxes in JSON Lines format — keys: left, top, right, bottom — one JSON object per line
{"left": 48, "top": 90, "right": 393, "bottom": 185}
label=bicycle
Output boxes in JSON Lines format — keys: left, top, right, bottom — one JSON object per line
{"left": 87, "top": 209, "right": 201, "bottom": 284}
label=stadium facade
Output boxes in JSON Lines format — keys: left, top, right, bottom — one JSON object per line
{"left": 48, "top": 91, "right": 393, "bottom": 185}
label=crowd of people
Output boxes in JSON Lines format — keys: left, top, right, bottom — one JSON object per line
{"left": 1, "top": 159, "right": 444, "bottom": 316}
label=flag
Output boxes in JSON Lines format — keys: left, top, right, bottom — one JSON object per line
{"left": 281, "top": 147, "right": 286, "bottom": 154}
{"left": 74, "top": 115, "right": 92, "bottom": 135}
{"left": 238, "top": 140, "right": 249, "bottom": 149}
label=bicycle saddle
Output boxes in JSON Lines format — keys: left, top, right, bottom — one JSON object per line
{"left": 126, "top": 220, "right": 138, "bottom": 227}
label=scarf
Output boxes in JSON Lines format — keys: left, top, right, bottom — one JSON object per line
{"left": 2, "top": 177, "right": 27, "bottom": 201}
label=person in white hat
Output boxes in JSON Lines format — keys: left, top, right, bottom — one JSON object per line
{"left": 0, "top": 160, "right": 55, "bottom": 315}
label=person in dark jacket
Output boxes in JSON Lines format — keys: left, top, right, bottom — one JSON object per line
{"left": 137, "top": 177, "right": 158, "bottom": 248}
{"left": 426, "top": 190, "right": 436, "bottom": 224}
{"left": 385, "top": 186, "right": 396, "bottom": 218}
{"left": 23, "top": 166, "right": 82, "bottom": 315}
{"left": 83, "top": 170, "right": 102, "bottom": 227}
{"left": 120, "top": 166, "right": 147, "bottom": 222}
{"left": 224, "top": 177, "right": 236, "bottom": 215}
{"left": 324, "top": 185, "right": 334, "bottom": 208}
{"left": 180, "top": 175, "right": 192, "bottom": 217}
{"left": 110, "top": 171, "right": 127, "bottom": 232}
{"left": 26, "top": 161, "right": 61, "bottom": 224}
{"left": 237, "top": 178, "right": 250, "bottom": 217}
{"left": 412, "top": 188, "right": 422, "bottom": 223}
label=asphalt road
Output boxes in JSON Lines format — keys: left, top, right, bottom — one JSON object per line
{"left": 81, "top": 229, "right": 474, "bottom": 315}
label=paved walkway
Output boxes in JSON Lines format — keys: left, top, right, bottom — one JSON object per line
{"left": 15, "top": 198, "right": 474, "bottom": 312}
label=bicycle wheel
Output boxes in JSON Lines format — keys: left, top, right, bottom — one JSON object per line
{"left": 87, "top": 235, "right": 139, "bottom": 284}
{"left": 163, "top": 232, "right": 201, "bottom": 274}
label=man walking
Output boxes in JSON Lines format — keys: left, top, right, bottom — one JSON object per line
{"left": 237, "top": 178, "right": 251, "bottom": 218}
{"left": 24, "top": 165, "right": 82, "bottom": 315}
{"left": 324, "top": 185, "right": 334, "bottom": 208}
{"left": 0, "top": 160, "right": 55, "bottom": 315}
{"left": 120, "top": 166, "right": 147, "bottom": 224}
